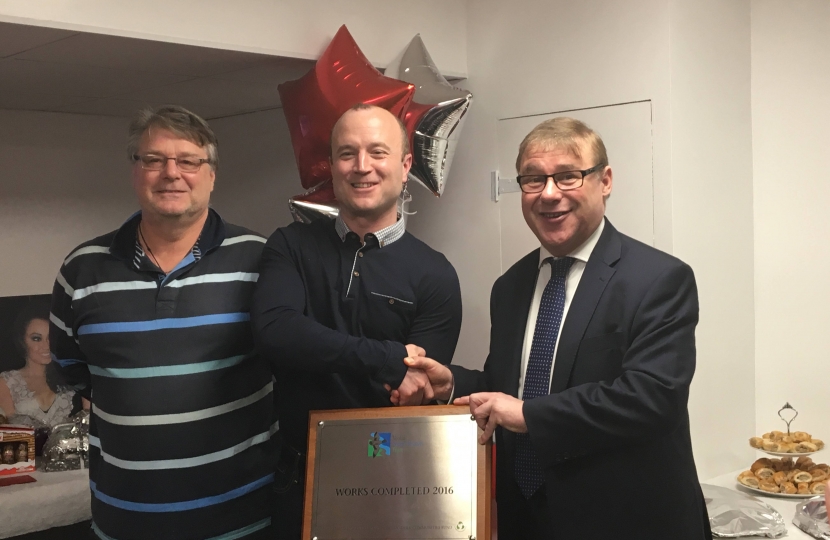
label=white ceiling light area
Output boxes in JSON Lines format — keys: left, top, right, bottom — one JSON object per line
{"left": 0, "top": 21, "right": 314, "bottom": 120}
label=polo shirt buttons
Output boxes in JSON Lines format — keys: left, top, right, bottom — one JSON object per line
{"left": 354, "top": 271, "right": 359, "bottom": 277}
{"left": 358, "top": 252, "right": 364, "bottom": 257}
{"left": 389, "top": 299, "right": 395, "bottom": 304}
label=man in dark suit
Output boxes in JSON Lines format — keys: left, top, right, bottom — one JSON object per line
{"left": 401, "top": 117, "right": 711, "bottom": 539}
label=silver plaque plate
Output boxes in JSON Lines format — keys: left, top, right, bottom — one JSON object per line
{"left": 311, "top": 414, "right": 479, "bottom": 539}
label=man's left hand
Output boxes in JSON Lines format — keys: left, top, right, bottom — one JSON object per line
{"left": 392, "top": 368, "right": 434, "bottom": 406}
{"left": 455, "top": 392, "right": 527, "bottom": 444}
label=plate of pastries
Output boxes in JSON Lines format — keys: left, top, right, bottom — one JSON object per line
{"left": 749, "top": 430, "right": 825, "bottom": 457}
{"left": 737, "top": 456, "right": 828, "bottom": 498}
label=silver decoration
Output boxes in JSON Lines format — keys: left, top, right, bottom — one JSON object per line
{"left": 701, "top": 484, "right": 787, "bottom": 537}
{"left": 793, "top": 496, "right": 830, "bottom": 539}
{"left": 288, "top": 197, "right": 340, "bottom": 224}
{"left": 288, "top": 188, "right": 415, "bottom": 227}
{"left": 386, "top": 35, "right": 472, "bottom": 196}
{"left": 42, "top": 410, "right": 89, "bottom": 472}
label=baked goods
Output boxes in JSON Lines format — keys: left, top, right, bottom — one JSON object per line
{"left": 792, "top": 471, "right": 813, "bottom": 484}
{"left": 807, "top": 469, "right": 827, "bottom": 482}
{"left": 737, "top": 456, "right": 829, "bottom": 495}
{"left": 750, "top": 430, "right": 825, "bottom": 453}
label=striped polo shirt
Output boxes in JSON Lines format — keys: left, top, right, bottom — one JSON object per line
{"left": 50, "top": 209, "right": 276, "bottom": 540}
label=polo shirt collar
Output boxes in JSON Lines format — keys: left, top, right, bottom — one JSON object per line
{"left": 334, "top": 214, "right": 406, "bottom": 248}
{"left": 109, "top": 207, "right": 226, "bottom": 263}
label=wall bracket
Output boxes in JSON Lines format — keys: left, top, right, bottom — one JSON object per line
{"left": 490, "top": 170, "right": 521, "bottom": 202}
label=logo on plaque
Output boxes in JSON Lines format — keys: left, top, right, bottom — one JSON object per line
{"left": 368, "top": 432, "right": 391, "bottom": 457}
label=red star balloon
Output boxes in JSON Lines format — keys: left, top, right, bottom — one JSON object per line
{"left": 279, "top": 25, "right": 415, "bottom": 190}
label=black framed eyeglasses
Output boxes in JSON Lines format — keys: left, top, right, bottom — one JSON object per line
{"left": 132, "top": 154, "right": 211, "bottom": 173}
{"left": 516, "top": 163, "right": 606, "bottom": 193}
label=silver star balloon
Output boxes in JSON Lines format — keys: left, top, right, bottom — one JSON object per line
{"left": 386, "top": 35, "right": 473, "bottom": 196}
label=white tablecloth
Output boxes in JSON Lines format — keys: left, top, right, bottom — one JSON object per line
{"left": 0, "top": 468, "right": 91, "bottom": 539}
{"left": 705, "top": 469, "right": 821, "bottom": 539}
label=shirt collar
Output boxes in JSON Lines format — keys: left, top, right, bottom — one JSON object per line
{"left": 110, "top": 207, "right": 225, "bottom": 263}
{"left": 538, "top": 217, "right": 605, "bottom": 267}
{"left": 334, "top": 214, "right": 406, "bottom": 248}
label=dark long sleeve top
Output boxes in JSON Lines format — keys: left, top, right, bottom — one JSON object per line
{"left": 252, "top": 217, "right": 462, "bottom": 451}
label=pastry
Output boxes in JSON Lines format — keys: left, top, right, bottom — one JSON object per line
{"left": 807, "top": 469, "right": 827, "bottom": 482}
{"left": 738, "top": 474, "right": 760, "bottom": 489}
{"left": 780, "top": 457, "right": 794, "bottom": 471}
{"left": 792, "top": 471, "right": 813, "bottom": 484}
{"left": 755, "top": 467, "right": 775, "bottom": 480}
{"left": 762, "top": 440, "right": 781, "bottom": 452}
{"left": 751, "top": 458, "right": 773, "bottom": 472}
{"left": 780, "top": 481, "right": 797, "bottom": 494}
{"left": 809, "top": 481, "right": 826, "bottom": 494}
{"left": 812, "top": 438, "right": 824, "bottom": 450}
{"left": 794, "top": 442, "right": 818, "bottom": 453}
{"left": 769, "top": 430, "right": 785, "bottom": 441}
{"left": 772, "top": 470, "right": 787, "bottom": 485}
{"left": 792, "top": 431, "right": 811, "bottom": 443}
{"left": 795, "top": 456, "right": 813, "bottom": 469}
{"left": 797, "top": 482, "right": 810, "bottom": 494}
{"left": 749, "top": 436, "right": 764, "bottom": 449}
{"left": 758, "top": 480, "right": 779, "bottom": 493}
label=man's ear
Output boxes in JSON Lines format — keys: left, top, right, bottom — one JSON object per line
{"left": 402, "top": 152, "right": 413, "bottom": 175}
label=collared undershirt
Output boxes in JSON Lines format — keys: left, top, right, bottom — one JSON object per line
{"left": 518, "top": 218, "right": 605, "bottom": 399}
{"left": 133, "top": 232, "right": 202, "bottom": 274}
{"left": 334, "top": 214, "right": 406, "bottom": 246}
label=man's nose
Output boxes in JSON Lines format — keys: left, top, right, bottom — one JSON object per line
{"left": 162, "top": 157, "right": 182, "bottom": 178}
{"left": 540, "top": 177, "right": 563, "bottom": 200}
{"left": 355, "top": 151, "right": 372, "bottom": 173}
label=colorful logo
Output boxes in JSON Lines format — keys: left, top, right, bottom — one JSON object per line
{"left": 368, "top": 432, "right": 391, "bottom": 457}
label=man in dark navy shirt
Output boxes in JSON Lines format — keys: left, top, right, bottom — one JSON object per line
{"left": 252, "top": 103, "right": 462, "bottom": 540}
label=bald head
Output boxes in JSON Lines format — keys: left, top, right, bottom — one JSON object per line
{"left": 330, "top": 104, "right": 410, "bottom": 159}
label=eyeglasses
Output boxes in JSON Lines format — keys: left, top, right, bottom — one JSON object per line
{"left": 132, "top": 154, "right": 211, "bottom": 173}
{"left": 516, "top": 163, "right": 606, "bottom": 193}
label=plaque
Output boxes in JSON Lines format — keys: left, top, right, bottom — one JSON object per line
{"left": 303, "top": 405, "right": 492, "bottom": 540}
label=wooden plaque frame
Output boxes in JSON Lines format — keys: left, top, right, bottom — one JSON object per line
{"left": 303, "top": 405, "right": 492, "bottom": 540}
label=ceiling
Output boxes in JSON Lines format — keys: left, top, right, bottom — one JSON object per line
{"left": 0, "top": 21, "right": 315, "bottom": 120}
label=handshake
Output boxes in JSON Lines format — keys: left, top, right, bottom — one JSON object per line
{"left": 387, "top": 345, "right": 530, "bottom": 445}
{"left": 384, "top": 344, "right": 454, "bottom": 406}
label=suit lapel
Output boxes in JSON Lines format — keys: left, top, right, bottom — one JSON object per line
{"left": 549, "top": 220, "right": 621, "bottom": 394}
{"left": 503, "top": 251, "right": 541, "bottom": 398}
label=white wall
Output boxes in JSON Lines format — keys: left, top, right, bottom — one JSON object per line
{"left": 751, "top": 1, "right": 830, "bottom": 435}
{"left": 405, "top": 0, "right": 755, "bottom": 480}
{"left": 0, "top": 108, "right": 298, "bottom": 296}
{"left": 0, "top": 0, "right": 468, "bottom": 77}
{"left": 668, "top": 0, "right": 755, "bottom": 477}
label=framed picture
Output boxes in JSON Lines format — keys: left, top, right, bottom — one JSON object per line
{"left": 0, "top": 294, "right": 77, "bottom": 428}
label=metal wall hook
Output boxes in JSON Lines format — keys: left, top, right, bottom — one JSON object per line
{"left": 777, "top": 402, "right": 798, "bottom": 435}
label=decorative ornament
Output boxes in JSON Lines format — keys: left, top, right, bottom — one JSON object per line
{"left": 278, "top": 25, "right": 415, "bottom": 191}
{"left": 42, "top": 410, "right": 89, "bottom": 472}
{"left": 385, "top": 34, "right": 472, "bottom": 196}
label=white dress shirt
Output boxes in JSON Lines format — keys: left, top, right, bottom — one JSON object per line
{"left": 517, "top": 219, "right": 605, "bottom": 399}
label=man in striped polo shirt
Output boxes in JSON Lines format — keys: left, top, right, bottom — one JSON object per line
{"left": 50, "top": 106, "right": 276, "bottom": 540}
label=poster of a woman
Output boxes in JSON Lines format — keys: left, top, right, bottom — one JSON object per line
{"left": 0, "top": 296, "right": 75, "bottom": 427}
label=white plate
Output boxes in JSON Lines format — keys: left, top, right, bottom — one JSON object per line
{"left": 759, "top": 450, "right": 817, "bottom": 458}
{"left": 736, "top": 480, "right": 822, "bottom": 499}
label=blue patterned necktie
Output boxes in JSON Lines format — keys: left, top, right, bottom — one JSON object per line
{"left": 515, "top": 256, "right": 573, "bottom": 499}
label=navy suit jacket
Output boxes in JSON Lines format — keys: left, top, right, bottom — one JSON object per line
{"left": 451, "top": 220, "right": 711, "bottom": 539}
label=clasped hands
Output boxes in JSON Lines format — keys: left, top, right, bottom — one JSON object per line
{"left": 386, "top": 346, "right": 527, "bottom": 444}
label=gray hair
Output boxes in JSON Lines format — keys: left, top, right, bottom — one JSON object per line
{"left": 127, "top": 105, "right": 219, "bottom": 170}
